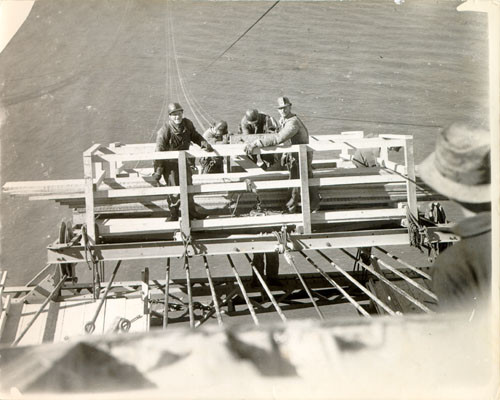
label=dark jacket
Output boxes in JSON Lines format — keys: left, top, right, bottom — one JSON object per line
{"left": 240, "top": 113, "right": 277, "bottom": 135}
{"left": 431, "top": 212, "right": 491, "bottom": 313}
{"left": 154, "top": 118, "right": 207, "bottom": 170}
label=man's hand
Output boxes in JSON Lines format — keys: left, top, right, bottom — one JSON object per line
{"left": 244, "top": 141, "right": 259, "bottom": 157}
{"left": 201, "top": 141, "right": 214, "bottom": 152}
{"left": 152, "top": 169, "right": 162, "bottom": 187}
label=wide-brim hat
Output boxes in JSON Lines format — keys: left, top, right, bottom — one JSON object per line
{"left": 418, "top": 123, "right": 490, "bottom": 204}
{"left": 277, "top": 96, "right": 292, "bottom": 109}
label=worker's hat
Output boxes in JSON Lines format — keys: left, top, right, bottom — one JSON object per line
{"left": 168, "top": 102, "right": 184, "bottom": 115}
{"left": 245, "top": 109, "right": 259, "bottom": 123}
{"left": 419, "top": 122, "right": 490, "bottom": 204}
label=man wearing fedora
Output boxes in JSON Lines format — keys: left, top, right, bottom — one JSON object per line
{"left": 153, "top": 102, "right": 214, "bottom": 221}
{"left": 245, "top": 96, "right": 321, "bottom": 213}
{"left": 419, "top": 121, "right": 491, "bottom": 313}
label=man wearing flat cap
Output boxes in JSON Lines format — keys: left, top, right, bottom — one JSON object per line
{"left": 245, "top": 97, "right": 321, "bottom": 213}
{"left": 419, "top": 121, "right": 491, "bottom": 314}
{"left": 153, "top": 102, "right": 214, "bottom": 221}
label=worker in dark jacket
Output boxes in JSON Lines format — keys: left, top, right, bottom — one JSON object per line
{"left": 200, "top": 120, "right": 229, "bottom": 174}
{"left": 239, "top": 109, "right": 278, "bottom": 135}
{"left": 240, "top": 109, "right": 278, "bottom": 168}
{"left": 419, "top": 122, "right": 491, "bottom": 315}
{"left": 245, "top": 97, "right": 321, "bottom": 213}
{"left": 153, "top": 102, "right": 213, "bottom": 221}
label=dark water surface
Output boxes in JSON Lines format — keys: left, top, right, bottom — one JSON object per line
{"left": 0, "top": 0, "right": 488, "bottom": 285}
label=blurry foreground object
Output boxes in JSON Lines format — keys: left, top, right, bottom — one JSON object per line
{"left": 419, "top": 122, "right": 491, "bottom": 313}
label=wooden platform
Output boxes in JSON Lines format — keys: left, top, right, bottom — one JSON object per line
{"left": 0, "top": 296, "right": 148, "bottom": 346}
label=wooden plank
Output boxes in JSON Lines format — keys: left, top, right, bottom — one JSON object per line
{"left": 102, "top": 297, "right": 127, "bottom": 333}
{"left": 32, "top": 174, "right": 406, "bottom": 203}
{"left": 53, "top": 299, "right": 90, "bottom": 341}
{"left": 108, "top": 142, "right": 121, "bottom": 178}
{"left": 96, "top": 208, "right": 406, "bottom": 236}
{"left": 0, "top": 295, "right": 11, "bottom": 338}
{"left": 110, "top": 134, "right": 387, "bottom": 150}
{"left": 95, "top": 186, "right": 180, "bottom": 198}
{"left": 83, "top": 150, "right": 96, "bottom": 243}
{"left": 41, "top": 301, "right": 61, "bottom": 343}
{"left": 0, "top": 270, "right": 6, "bottom": 315}
{"left": 124, "top": 297, "right": 148, "bottom": 333}
{"left": 376, "top": 158, "right": 407, "bottom": 174}
{"left": 3, "top": 167, "right": 413, "bottom": 196}
{"left": 94, "top": 169, "right": 107, "bottom": 189}
{"left": 93, "top": 139, "right": 407, "bottom": 163}
{"left": 404, "top": 137, "right": 418, "bottom": 219}
{"left": 178, "top": 152, "right": 191, "bottom": 236}
{"left": 299, "top": 145, "right": 312, "bottom": 234}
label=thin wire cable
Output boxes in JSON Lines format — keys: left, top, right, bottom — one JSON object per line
{"left": 202, "top": 1, "right": 280, "bottom": 73}
{"left": 168, "top": 11, "right": 208, "bottom": 130}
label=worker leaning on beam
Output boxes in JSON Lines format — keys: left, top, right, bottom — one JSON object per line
{"left": 240, "top": 108, "right": 278, "bottom": 169}
{"left": 239, "top": 108, "right": 278, "bottom": 135}
{"left": 152, "top": 102, "right": 214, "bottom": 221}
{"left": 245, "top": 97, "right": 321, "bottom": 213}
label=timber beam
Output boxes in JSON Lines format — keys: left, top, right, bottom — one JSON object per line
{"left": 46, "top": 227, "right": 458, "bottom": 264}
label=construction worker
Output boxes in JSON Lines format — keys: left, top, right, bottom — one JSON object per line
{"left": 240, "top": 109, "right": 278, "bottom": 168}
{"left": 239, "top": 109, "right": 278, "bottom": 135}
{"left": 245, "top": 96, "right": 321, "bottom": 213}
{"left": 152, "top": 102, "right": 213, "bottom": 221}
{"left": 200, "top": 120, "right": 229, "bottom": 174}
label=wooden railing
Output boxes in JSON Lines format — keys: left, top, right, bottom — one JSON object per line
{"left": 79, "top": 134, "right": 416, "bottom": 243}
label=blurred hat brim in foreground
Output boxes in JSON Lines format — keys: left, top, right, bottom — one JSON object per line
{"left": 418, "top": 123, "right": 490, "bottom": 204}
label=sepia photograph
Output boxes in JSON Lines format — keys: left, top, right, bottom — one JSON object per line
{"left": 0, "top": 0, "right": 498, "bottom": 398}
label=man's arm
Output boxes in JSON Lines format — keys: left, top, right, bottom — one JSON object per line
{"left": 187, "top": 120, "right": 213, "bottom": 151}
{"left": 259, "top": 118, "right": 299, "bottom": 147}
{"left": 203, "top": 128, "right": 215, "bottom": 143}
{"left": 153, "top": 124, "right": 169, "bottom": 180}
{"left": 155, "top": 124, "right": 169, "bottom": 152}
{"left": 240, "top": 117, "right": 253, "bottom": 135}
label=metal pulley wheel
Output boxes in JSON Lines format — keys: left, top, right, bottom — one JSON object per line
{"left": 59, "top": 219, "right": 76, "bottom": 281}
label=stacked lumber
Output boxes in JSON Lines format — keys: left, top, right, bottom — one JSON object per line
{"left": 3, "top": 168, "right": 442, "bottom": 217}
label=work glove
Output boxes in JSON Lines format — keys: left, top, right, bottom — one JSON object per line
{"left": 244, "top": 140, "right": 260, "bottom": 157}
{"left": 201, "top": 141, "right": 214, "bottom": 152}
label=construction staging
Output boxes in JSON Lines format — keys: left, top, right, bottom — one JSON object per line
{"left": 0, "top": 133, "right": 458, "bottom": 346}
